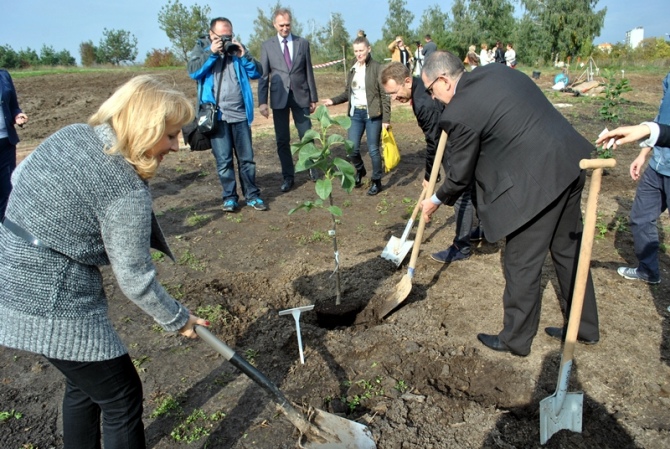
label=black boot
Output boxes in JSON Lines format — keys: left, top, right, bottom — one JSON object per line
{"left": 354, "top": 168, "right": 367, "bottom": 188}
{"left": 367, "top": 179, "right": 382, "bottom": 196}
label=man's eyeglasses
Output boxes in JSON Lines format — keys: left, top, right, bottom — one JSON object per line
{"left": 425, "top": 73, "right": 446, "bottom": 95}
{"left": 276, "top": 23, "right": 291, "bottom": 28}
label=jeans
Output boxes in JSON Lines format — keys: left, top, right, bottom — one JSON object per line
{"left": 348, "top": 108, "right": 382, "bottom": 180}
{"left": 210, "top": 120, "right": 260, "bottom": 202}
{"left": 272, "top": 91, "right": 312, "bottom": 181}
{"left": 0, "top": 137, "right": 16, "bottom": 220}
{"left": 630, "top": 167, "right": 670, "bottom": 279}
{"left": 46, "top": 354, "right": 145, "bottom": 449}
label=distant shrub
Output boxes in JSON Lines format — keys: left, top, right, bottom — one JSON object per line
{"left": 145, "top": 48, "right": 180, "bottom": 67}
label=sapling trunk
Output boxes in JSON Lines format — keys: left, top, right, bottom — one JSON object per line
{"left": 329, "top": 194, "right": 342, "bottom": 305}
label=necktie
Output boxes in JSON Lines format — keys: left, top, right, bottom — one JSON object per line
{"left": 283, "top": 38, "right": 292, "bottom": 70}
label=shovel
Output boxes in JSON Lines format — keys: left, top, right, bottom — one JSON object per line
{"left": 381, "top": 187, "right": 428, "bottom": 266}
{"left": 539, "top": 158, "right": 616, "bottom": 445}
{"left": 194, "top": 325, "right": 376, "bottom": 449}
{"left": 376, "top": 131, "right": 448, "bottom": 319}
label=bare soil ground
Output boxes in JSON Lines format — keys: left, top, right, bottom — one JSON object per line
{"left": 2, "top": 68, "right": 670, "bottom": 449}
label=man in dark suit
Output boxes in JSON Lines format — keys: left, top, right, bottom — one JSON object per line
{"left": 258, "top": 7, "right": 318, "bottom": 192}
{"left": 420, "top": 51, "right": 600, "bottom": 357}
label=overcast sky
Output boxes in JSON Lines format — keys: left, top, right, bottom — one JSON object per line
{"left": 1, "top": 0, "right": 667, "bottom": 64}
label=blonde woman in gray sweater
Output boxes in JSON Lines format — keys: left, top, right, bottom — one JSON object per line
{"left": 0, "top": 76, "right": 208, "bottom": 449}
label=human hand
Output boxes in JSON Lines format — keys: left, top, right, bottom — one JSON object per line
{"left": 629, "top": 151, "right": 649, "bottom": 181}
{"left": 233, "top": 39, "right": 245, "bottom": 57}
{"left": 15, "top": 113, "right": 28, "bottom": 127}
{"left": 210, "top": 36, "right": 224, "bottom": 54}
{"left": 309, "top": 102, "right": 317, "bottom": 113}
{"left": 596, "top": 124, "right": 651, "bottom": 149}
{"left": 178, "top": 314, "right": 210, "bottom": 339}
{"left": 323, "top": 99, "right": 333, "bottom": 106}
{"left": 420, "top": 198, "right": 439, "bottom": 223}
{"left": 382, "top": 122, "right": 390, "bottom": 130}
{"left": 259, "top": 104, "right": 270, "bottom": 119}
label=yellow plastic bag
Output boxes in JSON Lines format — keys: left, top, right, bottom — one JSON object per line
{"left": 382, "top": 127, "right": 401, "bottom": 173}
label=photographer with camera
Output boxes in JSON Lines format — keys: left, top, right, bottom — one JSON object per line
{"left": 188, "top": 17, "right": 267, "bottom": 212}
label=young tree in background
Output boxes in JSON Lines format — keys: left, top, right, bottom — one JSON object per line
{"left": 157, "top": 0, "right": 210, "bottom": 63}
{"left": 448, "top": 0, "right": 479, "bottom": 57}
{"left": 97, "top": 29, "right": 138, "bottom": 65}
{"left": 469, "top": 0, "right": 515, "bottom": 49}
{"left": 80, "top": 41, "right": 98, "bottom": 67}
{"left": 315, "top": 12, "right": 350, "bottom": 63}
{"left": 382, "top": 0, "right": 415, "bottom": 44}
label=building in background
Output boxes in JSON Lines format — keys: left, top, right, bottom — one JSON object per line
{"left": 597, "top": 43, "right": 613, "bottom": 53}
{"left": 625, "top": 27, "right": 644, "bottom": 49}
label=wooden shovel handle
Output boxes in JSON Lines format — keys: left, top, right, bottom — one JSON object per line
{"left": 406, "top": 131, "right": 448, "bottom": 272}
{"left": 409, "top": 187, "right": 428, "bottom": 222}
{"left": 562, "top": 158, "right": 617, "bottom": 363}
{"left": 579, "top": 158, "right": 616, "bottom": 170}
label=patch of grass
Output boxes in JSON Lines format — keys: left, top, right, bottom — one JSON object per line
{"left": 132, "top": 355, "right": 150, "bottom": 373}
{"left": 0, "top": 409, "right": 23, "bottom": 422}
{"left": 151, "top": 251, "right": 165, "bottom": 262}
{"left": 610, "top": 215, "right": 629, "bottom": 233}
{"left": 178, "top": 250, "right": 204, "bottom": 271}
{"left": 394, "top": 379, "right": 409, "bottom": 394}
{"left": 194, "top": 304, "right": 232, "bottom": 326}
{"left": 170, "top": 408, "right": 226, "bottom": 443}
{"left": 151, "top": 324, "right": 164, "bottom": 334}
{"left": 340, "top": 376, "right": 385, "bottom": 413}
{"left": 244, "top": 349, "right": 259, "bottom": 366}
{"left": 376, "top": 198, "right": 393, "bottom": 215}
{"left": 163, "top": 283, "right": 185, "bottom": 300}
{"left": 185, "top": 212, "right": 211, "bottom": 227}
{"left": 150, "top": 394, "right": 181, "bottom": 418}
{"left": 595, "top": 213, "right": 609, "bottom": 240}
{"left": 226, "top": 214, "right": 243, "bottom": 223}
{"left": 298, "top": 230, "right": 328, "bottom": 245}
{"left": 269, "top": 225, "right": 280, "bottom": 231}
{"left": 343, "top": 199, "right": 352, "bottom": 208}
{"left": 197, "top": 170, "right": 209, "bottom": 178}
{"left": 175, "top": 166, "right": 186, "bottom": 174}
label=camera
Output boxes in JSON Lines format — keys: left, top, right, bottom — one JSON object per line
{"left": 218, "top": 34, "right": 240, "bottom": 55}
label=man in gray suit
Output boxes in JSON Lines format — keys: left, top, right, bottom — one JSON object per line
{"left": 258, "top": 7, "right": 318, "bottom": 192}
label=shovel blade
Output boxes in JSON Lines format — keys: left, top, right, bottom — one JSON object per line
{"left": 539, "top": 392, "right": 583, "bottom": 445}
{"left": 381, "top": 236, "right": 414, "bottom": 267}
{"left": 376, "top": 274, "right": 413, "bottom": 319}
{"left": 300, "top": 408, "right": 376, "bottom": 449}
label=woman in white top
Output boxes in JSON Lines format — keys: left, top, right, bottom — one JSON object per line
{"left": 323, "top": 36, "right": 391, "bottom": 195}
{"left": 505, "top": 43, "right": 517, "bottom": 68}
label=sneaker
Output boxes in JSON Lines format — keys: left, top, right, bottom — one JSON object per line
{"left": 617, "top": 266, "right": 660, "bottom": 284}
{"left": 222, "top": 200, "right": 239, "bottom": 212}
{"left": 470, "top": 227, "right": 485, "bottom": 242}
{"left": 430, "top": 246, "right": 470, "bottom": 264}
{"left": 247, "top": 198, "right": 268, "bottom": 211}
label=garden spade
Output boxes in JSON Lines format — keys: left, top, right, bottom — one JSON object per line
{"left": 381, "top": 187, "right": 427, "bottom": 266}
{"left": 194, "top": 325, "right": 376, "bottom": 449}
{"left": 539, "top": 158, "right": 616, "bottom": 445}
{"left": 376, "top": 131, "right": 448, "bottom": 319}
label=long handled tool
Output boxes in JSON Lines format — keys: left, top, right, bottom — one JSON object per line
{"left": 381, "top": 187, "right": 428, "bottom": 266}
{"left": 194, "top": 325, "right": 376, "bottom": 449}
{"left": 539, "top": 158, "right": 616, "bottom": 444}
{"left": 376, "top": 131, "right": 448, "bottom": 319}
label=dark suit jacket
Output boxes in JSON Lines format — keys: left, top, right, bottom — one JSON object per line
{"left": 258, "top": 34, "right": 318, "bottom": 110}
{"left": 435, "top": 63, "right": 594, "bottom": 242}
{"left": 0, "top": 70, "right": 22, "bottom": 146}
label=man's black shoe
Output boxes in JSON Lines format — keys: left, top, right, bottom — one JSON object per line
{"left": 544, "top": 327, "right": 598, "bottom": 345}
{"left": 280, "top": 178, "right": 294, "bottom": 192}
{"left": 367, "top": 179, "right": 382, "bottom": 196}
{"left": 477, "top": 333, "right": 529, "bottom": 357}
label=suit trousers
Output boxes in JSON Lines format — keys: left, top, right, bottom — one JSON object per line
{"left": 498, "top": 171, "right": 599, "bottom": 354}
{"left": 46, "top": 354, "right": 146, "bottom": 449}
{"left": 272, "top": 90, "right": 312, "bottom": 181}
{"left": 0, "top": 137, "right": 16, "bottom": 220}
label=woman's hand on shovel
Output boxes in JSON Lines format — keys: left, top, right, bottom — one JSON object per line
{"left": 179, "top": 314, "right": 210, "bottom": 339}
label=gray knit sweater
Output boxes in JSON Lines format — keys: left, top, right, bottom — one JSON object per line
{"left": 0, "top": 123, "right": 189, "bottom": 362}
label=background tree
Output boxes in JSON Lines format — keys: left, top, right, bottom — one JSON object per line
{"left": 157, "top": 0, "right": 211, "bottom": 63}
{"left": 97, "top": 28, "right": 138, "bottom": 65}
{"left": 469, "top": 0, "right": 515, "bottom": 48}
{"left": 80, "top": 41, "right": 98, "bottom": 67}
{"left": 39, "top": 45, "right": 76, "bottom": 66}
{"left": 16, "top": 48, "right": 40, "bottom": 68}
{"left": 381, "top": 0, "right": 415, "bottom": 45}
{"left": 0, "top": 45, "right": 19, "bottom": 69}
{"left": 519, "top": 0, "right": 606, "bottom": 63}
{"left": 247, "top": 2, "right": 303, "bottom": 59}
{"left": 416, "top": 5, "right": 454, "bottom": 52}
{"left": 315, "top": 12, "right": 350, "bottom": 63}
{"left": 448, "top": 0, "right": 479, "bottom": 58}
